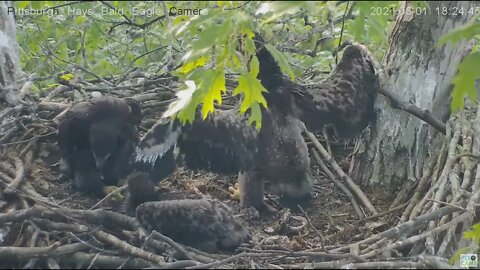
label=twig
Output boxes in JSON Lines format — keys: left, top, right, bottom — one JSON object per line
{"left": 360, "top": 202, "right": 408, "bottom": 222}
{"left": 89, "top": 185, "right": 127, "bottom": 210}
{"left": 361, "top": 209, "right": 473, "bottom": 259}
{"left": 425, "top": 198, "right": 465, "bottom": 211}
{"left": 330, "top": 205, "right": 459, "bottom": 253}
{"left": 312, "top": 149, "right": 364, "bottom": 219}
{"left": 58, "top": 252, "right": 152, "bottom": 268}
{"left": 4, "top": 157, "right": 25, "bottom": 194}
{"left": 304, "top": 128, "right": 378, "bottom": 215}
{"left": 92, "top": 229, "right": 165, "bottom": 266}
{"left": 336, "top": 1, "right": 350, "bottom": 65}
{"left": 149, "top": 231, "right": 195, "bottom": 261}
{"left": 297, "top": 205, "right": 326, "bottom": 251}
{"left": 0, "top": 242, "right": 87, "bottom": 261}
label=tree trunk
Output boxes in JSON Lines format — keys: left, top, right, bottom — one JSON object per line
{"left": 0, "top": 1, "right": 21, "bottom": 103}
{"left": 355, "top": 1, "right": 476, "bottom": 190}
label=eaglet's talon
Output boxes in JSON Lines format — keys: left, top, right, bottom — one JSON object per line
{"left": 228, "top": 183, "right": 240, "bottom": 201}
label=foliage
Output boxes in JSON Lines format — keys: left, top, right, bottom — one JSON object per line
{"left": 438, "top": 16, "right": 480, "bottom": 112}
{"left": 14, "top": 1, "right": 398, "bottom": 127}
{"left": 450, "top": 223, "right": 480, "bottom": 265}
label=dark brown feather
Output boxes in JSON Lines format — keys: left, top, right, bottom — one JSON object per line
{"left": 57, "top": 96, "right": 141, "bottom": 195}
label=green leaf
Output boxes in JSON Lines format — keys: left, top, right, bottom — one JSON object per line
{"left": 237, "top": 12, "right": 255, "bottom": 38}
{"left": 178, "top": 56, "right": 210, "bottom": 74}
{"left": 201, "top": 70, "right": 226, "bottom": 119}
{"left": 233, "top": 71, "right": 268, "bottom": 128}
{"left": 450, "top": 52, "right": 480, "bottom": 112}
{"left": 243, "top": 36, "right": 256, "bottom": 55}
{"left": 438, "top": 21, "right": 480, "bottom": 47}
{"left": 16, "top": 1, "right": 30, "bottom": 8}
{"left": 191, "top": 20, "right": 232, "bottom": 51}
{"left": 60, "top": 73, "right": 74, "bottom": 81}
{"left": 248, "top": 103, "right": 262, "bottom": 129}
{"left": 75, "top": 16, "right": 86, "bottom": 25}
{"left": 249, "top": 55, "right": 260, "bottom": 77}
{"left": 265, "top": 44, "right": 295, "bottom": 81}
{"left": 472, "top": 223, "right": 480, "bottom": 232}
{"left": 31, "top": 1, "right": 43, "bottom": 9}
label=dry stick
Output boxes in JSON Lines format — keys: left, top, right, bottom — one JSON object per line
{"left": 444, "top": 163, "right": 463, "bottom": 237}
{"left": 24, "top": 225, "right": 41, "bottom": 269}
{"left": 4, "top": 156, "right": 24, "bottom": 194}
{"left": 36, "top": 101, "right": 70, "bottom": 111}
{"left": 89, "top": 185, "right": 127, "bottom": 210}
{"left": 92, "top": 229, "right": 165, "bottom": 266}
{"left": 146, "top": 238, "right": 214, "bottom": 264}
{"left": 448, "top": 118, "right": 480, "bottom": 254}
{"left": 0, "top": 242, "right": 87, "bottom": 261}
{"left": 360, "top": 201, "right": 409, "bottom": 222}
{"left": 149, "top": 231, "right": 198, "bottom": 262}
{"left": 57, "top": 252, "right": 152, "bottom": 269}
{"left": 417, "top": 255, "right": 455, "bottom": 269}
{"left": 157, "top": 260, "right": 201, "bottom": 269}
{"left": 425, "top": 121, "right": 462, "bottom": 254}
{"left": 312, "top": 149, "right": 364, "bottom": 219}
{"left": 304, "top": 129, "right": 378, "bottom": 215}
{"left": 32, "top": 218, "right": 89, "bottom": 233}
{"left": 297, "top": 205, "right": 326, "bottom": 251}
{"left": 186, "top": 252, "right": 251, "bottom": 269}
{"left": 379, "top": 88, "right": 446, "bottom": 135}
{"left": 68, "top": 232, "right": 119, "bottom": 256}
{"left": 450, "top": 162, "right": 462, "bottom": 195}
{"left": 399, "top": 156, "right": 435, "bottom": 223}
{"left": 409, "top": 142, "right": 448, "bottom": 220}
{"left": 361, "top": 209, "right": 473, "bottom": 259}
{"left": 329, "top": 205, "right": 459, "bottom": 253}
{"left": 279, "top": 260, "right": 352, "bottom": 269}
{"left": 237, "top": 247, "right": 367, "bottom": 263}
{"left": 341, "top": 261, "right": 426, "bottom": 269}
{"left": 0, "top": 205, "right": 139, "bottom": 232}
{"left": 183, "top": 246, "right": 227, "bottom": 260}
{"left": 425, "top": 198, "right": 465, "bottom": 211}
{"left": 455, "top": 164, "right": 480, "bottom": 250}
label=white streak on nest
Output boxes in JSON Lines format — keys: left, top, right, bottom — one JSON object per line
{"left": 136, "top": 124, "right": 182, "bottom": 164}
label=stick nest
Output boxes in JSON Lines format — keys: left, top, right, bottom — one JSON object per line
{"left": 0, "top": 73, "right": 477, "bottom": 269}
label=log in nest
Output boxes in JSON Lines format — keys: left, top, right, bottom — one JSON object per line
{"left": 0, "top": 73, "right": 477, "bottom": 269}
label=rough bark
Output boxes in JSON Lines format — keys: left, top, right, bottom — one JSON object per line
{"left": 355, "top": 1, "right": 475, "bottom": 188}
{"left": 0, "top": 1, "right": 21, "bottom": 103}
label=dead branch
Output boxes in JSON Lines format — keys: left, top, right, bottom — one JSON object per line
{"left": 379, "top": 88, "right": 446, "bottom": 135}
{"left": 304, "top": 128, "right": 378, "bottom": 215}
{"left": 57, "top": 251, "right": 153, "bottom": 268}
{"left": 4, "top": 156, "right": 25, "bottom": 194}
{"left": 312, "top": 149, "right": 364, "bottom": 219}
{"left": 0, "top": 242, "right": 87, "bottom": 261}
{"left": 92, "top": 229, "right": 165, "bottom": 266}
{"left": 361, "top": 209, "right": 473, "bottom": 259}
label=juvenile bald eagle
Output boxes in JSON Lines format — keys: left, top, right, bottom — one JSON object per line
{"left": 137, "top": 199, "right": 251, "bottom": 252}
{"left": 57, "top": 96, "right": 142, "bottom": 195}
{"left": 125, "top": 171, "right": 201, "bottom": 215}
{"left": 136, "top": 108, "right": 312, "bottom": 212}
{"left": 135, "top": 35, "right": 378, "bottom": 212}
{"left": 126, "top": 171, "right": 250, "bottom": 252}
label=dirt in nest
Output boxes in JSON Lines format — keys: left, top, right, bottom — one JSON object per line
{"left": 26, "top": 138, "right": 396, "bottom": 252}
